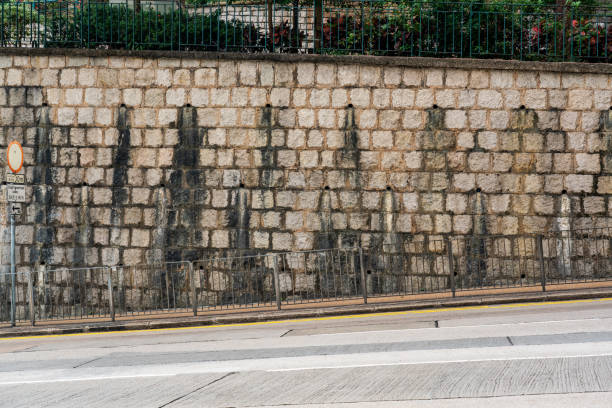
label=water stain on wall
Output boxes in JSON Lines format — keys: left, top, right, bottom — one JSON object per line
{"left": 109, "top": 104, "right": 131, "bottom": 265}
{"left": 31, "top": 102, "right": 54, "bottom": 267}
{"left": 166, "top": 105, "right": 205, "bottom": 262}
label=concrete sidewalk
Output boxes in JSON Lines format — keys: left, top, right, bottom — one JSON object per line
{"left": 1, "top": 282, "right": 611, "bottom": 338}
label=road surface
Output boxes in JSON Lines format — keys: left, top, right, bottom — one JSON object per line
{"left": 0, "top": 298, "right": 611, "bottom": 407}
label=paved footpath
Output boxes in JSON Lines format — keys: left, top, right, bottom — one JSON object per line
{"left": 0, "top": 297, "right": 611, "bottom": 407}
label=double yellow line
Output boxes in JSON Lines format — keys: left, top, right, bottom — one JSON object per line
{"left": 2, "top": 297, "right": 611, "bottom": 341}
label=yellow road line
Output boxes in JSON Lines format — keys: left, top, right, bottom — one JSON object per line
{"left": 2, "top": 297, "right": 611, "bottom": 341}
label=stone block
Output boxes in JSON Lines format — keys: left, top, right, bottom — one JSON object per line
{"left": 218, "top": 62, "right": 237, "bottom": 86}
{"left": 64, "top": 88, "right": 83, "bottom": 105}
{"left": 445, "top": 110, "right": 467, "bottom": 129}
{"left": 403, "top": 152, "right": 422, "bottom": 169}
{"left": 598, "top": 176, "right": 612, "bottom": 194}
{"left": 453, "top": 215, "right": 472, "bottom": 234}
{"left": 524, "top": 89, "right": 546, "bottom": 109}
{"left": 298, "top": 109, "right": 315, "bottom": 128}
{"left": 384, "top": 67, "right": 402, "bottom": 85}
{"left": 392, "top": 89, "right": 415, "bottom": 108}
{"left": 132, "top": 148, "right": 156, "bottom": 167}
{"left": 468, "top": 152, "right": 490, "bottom": 171}
{"left": 123, "top": 88, "right": 142, "bottom": 106}
{"left": 477, "top": 131, "right": 497, "bottom": 150}
{"left": 539, "top": 73, "right": 560, "bottom": 88}
{"left": 415, "top": 89, "right": 434, "bottom": 108}
{"left": 533, "top": 195, "right": 555, "bottom": 215}
{"left": 446, "top": 70, "right": 469, "bottom": 87}
{"left": 300, "top": 151, "right": 318, "bottom": 168}
{"left": 524, "top": 175, "right": 543, "bottom": 193}
{"left": 489, "top": 111, "right": 508, "bottom": 130}
{"left": 166, "top": 88, "right": 185, "bottom": 106}
{"left": 211, "top": 230, "right": 229, "bottom": 248}
{"left": 477, "top": 90, "right": 502, "bottom": 108}
{"left": 576, "top": 153, "right": 600, "bottom": 173}
{"left": 259, "top": 63, "right": 274, "bottom": 86}
{"left": 238, "top": 62, "right": 257, "bottom": 85}
{"left": 402, "top": 111, "right": 423, "bottom": 129}
{"left": 350, "top": 88, "right": 370, "bottom": 108}
{"left": 338, "top": 65, "right": 359, "bottom": 86}
{"left": 360, "top": 66, "right": 381, "bottom": 86}
{"left": 317, "top": 109, "right": 336, "bottom": 128}
{"left": 453, "top": 173, "right": 475, "bottom": 192}
{"left": 568, "top": 90, "right": 593, "bottom": 110}
{"left": 57, "top": 108, "right": 75, "bottom": 126}
{"left": 297, "top": 63, "right": 314, "bottom": 85}
{"left": 565, "top": 175, "right": 593, "bottom": 193}
{"left": 470, "top": 71, "right": 489, "bottom": 88}
{"left": 584, "top": 196, "right": 605, "bottom": 214}
{"left": 271, "top": 88, "right": 290, "bottom": 107}
{"left": 516, "top": 72, "right": 537, "bottom": 88}
{"left": 561, "top": 73, "right": 584, "bottom": 88}
{"left": 195, "top": 68, "right": 216, "bottom": 86}
{"left": 316, "top": 64, "right": 335, "bottom": 85}
{"left": 434, "top": 89, "right": 456, "bottom": 108}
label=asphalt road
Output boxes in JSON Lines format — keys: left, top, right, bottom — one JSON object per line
{"left": 0, "top": 299, "right": 611, "bottom": 407}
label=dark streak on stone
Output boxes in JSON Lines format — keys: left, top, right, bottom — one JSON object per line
{"left": 31, "top": 102, "right": 54, "bottom": 266}
{"left": 109, "top": 105, "right": 132, "bottom": 265}
{"left": 339, "top": 105, "right": 360, "bottom": 248}
{"left": 166, "top": 106, "right": 205, "bottom": 262}
{"left": 260, "top": 104, "right": 276, "bottom": 188}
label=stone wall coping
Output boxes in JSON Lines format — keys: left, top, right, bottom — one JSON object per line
{"left": 3, "top": 47, "right": 612, "bottom": 74}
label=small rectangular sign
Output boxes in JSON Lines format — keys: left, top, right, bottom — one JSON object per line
{"left": 6, "top": 184, "right": 26, "bottom": 202}
{"left": 9, "top": 203, "right": 21, "bottom": 215}
{"left": 6, "top": 174, "right": 24, "bottom": 184}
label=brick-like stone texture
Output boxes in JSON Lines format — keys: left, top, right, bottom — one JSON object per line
{"left": 1, "top": 52, "right": 611, "bottom": 270}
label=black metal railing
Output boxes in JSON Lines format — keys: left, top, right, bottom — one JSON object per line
{"left": 2, "top": 228, "right": 612, "bottom": 326}
{"left": 1, "top": 0, "right": 610, "bottom": 62}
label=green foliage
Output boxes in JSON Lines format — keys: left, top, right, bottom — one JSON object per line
{"left": 47, "top": 2, "right": 264, "bottom": 51}
{"left": 0, "top": 0, "right": 44, "bottom": 46}
{"left": 2, "top": 0, "right": 609, "bottom": 62}
{"left": 320, "top": 0, "right": 611, "bottom": 60}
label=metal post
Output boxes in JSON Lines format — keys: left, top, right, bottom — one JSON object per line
{"left": 27, "top": 270, "right": 34, "bottom": 326}
{"left": 537, "top": 235, "right": 546, "bottom": 292}
{"left": 108, "top": 268, "right": 115, "bottom": 322}
{"left": 190, "top": 262, "right": 197, "bottom": 316}
{"left": 273, "top": 256, "right": 281, "bottom": 310}
{"left": 10, "top": 212, "right": 15, "bottom": 327}
{"left": 446, "top": 237, "right": 456, "bottom": 298}
{"left": 359, "top": 248, "right": 367, "bottom": 304}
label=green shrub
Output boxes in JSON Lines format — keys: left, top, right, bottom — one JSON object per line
{"left": 47, "top": 2, "right": 264, "bottom": 51}
{"left": 0, "top": 0, "right": 44, "bottom": 46}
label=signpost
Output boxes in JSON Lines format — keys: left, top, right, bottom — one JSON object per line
{"left": 6, "top": 140, "right": 24, "bottom": 327}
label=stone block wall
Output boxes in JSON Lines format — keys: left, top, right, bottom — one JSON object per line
{"left": 0, "top": 49, "right": 611, "bottom": 271}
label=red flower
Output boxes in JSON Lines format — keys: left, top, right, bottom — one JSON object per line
{"left": 572, "top": 20, "right": 578, "bottom": 28}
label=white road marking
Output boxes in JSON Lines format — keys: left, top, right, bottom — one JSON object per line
{"left": 0, "top": 342, "right": 611, "bottom": 385}
{"left": 267, "top": 352, "right": 612, "bottom": 372}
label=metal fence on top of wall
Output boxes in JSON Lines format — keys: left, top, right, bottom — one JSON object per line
{"left": 1, "top": 228, "right": 612, "bottom": 326}
{"left": 0, "top": 0, "right": 610, "bottom": 62}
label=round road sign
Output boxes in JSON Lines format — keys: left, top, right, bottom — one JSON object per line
{"left": 7, "top": 140, "right": 23, "bottom": 174}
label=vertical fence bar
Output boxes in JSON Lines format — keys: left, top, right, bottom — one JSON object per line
{"left": 28, "top": 271, "right": 34, "bottom": 326}
{"left": 273, "top": 255, "right": 281, "bottom": 310}
{"left": 446, "top": 237, "right": 456, "bottom": 298}
{"left": 190, "top": 262, "right": 197, "bottom": 316}
{"left": 10, "top": 212, "right": 15, "bottom": 327}
{"left": 537, "top": 235, "right": 546, "bottom": 292}
{"left": 359, "top": 247, "right": 367, "bottom": 304}
{"left": 108, "top": 267, "right": 115, "bottom": 321}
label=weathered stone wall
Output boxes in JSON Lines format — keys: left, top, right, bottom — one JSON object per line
{"left": 1, "top": 49, "right": 611, "bottom": 271}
